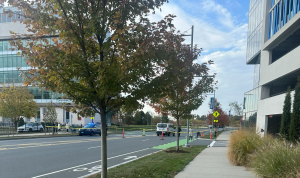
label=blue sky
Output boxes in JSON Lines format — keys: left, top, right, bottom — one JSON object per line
{"left": 143, "top": 0, "right": 254, "bottom": 117}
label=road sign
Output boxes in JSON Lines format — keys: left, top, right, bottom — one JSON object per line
{"left": 210, "top": 97, "right": 214, "bottom": 109}
{"left": 91, "top": 117, "right": 94, "bottom": 120}
{"left": 213, "top": 120, "right": 218, "bottom": 123}
{"left": 213, "top": 111, "right": 219, "bottom": 118}
{"left": 228, "top": 110, "right": 231, "bottom": 116}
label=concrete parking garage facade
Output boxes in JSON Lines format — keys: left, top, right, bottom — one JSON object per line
{"left": 244, "top": 0, "right": 300, "bottom": 135}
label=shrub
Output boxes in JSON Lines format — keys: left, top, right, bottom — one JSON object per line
{"left": 250, "top": 139, "right": 300, "bottom": 178}
{"left": 227, "top": 128, "right": 262, "bottom": 166}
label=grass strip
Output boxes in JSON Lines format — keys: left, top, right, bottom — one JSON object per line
{"left": 88, "top": 145, "right": 206, "bottom": 178}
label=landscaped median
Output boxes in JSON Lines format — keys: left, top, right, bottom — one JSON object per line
{"left": 228, "top": 128, "right": 300, "bottom": 178}
{"left": 88, "top": 146, "right": 206, "bottom": 178}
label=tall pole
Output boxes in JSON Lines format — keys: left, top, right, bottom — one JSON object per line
{"left": 151, "top": 115, "right": 152, "bottom": 131}
{"left": 184, "top": 25, "right": 193, "bottom": 148}
{"left": 185, "top": 118, "right": 190, "bottom": 147}
{"left": 214, "top": 90, "right": 217, "bottom": 138}
{"left": 191, "top": 25, "right": 194, "bottom": 51}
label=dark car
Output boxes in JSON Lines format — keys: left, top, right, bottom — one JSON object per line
{"left": 79, "top": 123, "right": 101, "bottom": 136}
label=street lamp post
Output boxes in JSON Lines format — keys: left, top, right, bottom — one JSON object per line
{"left": 182, "top": 25, "right": 194, "bottom": 148}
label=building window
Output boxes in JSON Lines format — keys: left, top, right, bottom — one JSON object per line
{"left": 37, "top": 108, "right": 40, "bottom": 122}
{"left": 66, "top": 111, "right": 70, "bottom": 123}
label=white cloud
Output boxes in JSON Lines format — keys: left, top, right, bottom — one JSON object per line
{"left": 143, "top": 0, "right": 253, "bottom": 118}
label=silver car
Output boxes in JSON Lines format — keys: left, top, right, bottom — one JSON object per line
{"left": 18, "top": 123, "right": 44, "bottom": 132}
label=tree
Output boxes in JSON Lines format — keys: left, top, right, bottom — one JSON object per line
{"left": 150, "top": 45, "right": 215, "bottom": 151}
{"left": 290, "top": 78, "right": 300, "bottom": 142}
{"left": 161, "top": 114, "right": 169, "bottom": 123}
{"left": 229, "top": 101, "right": 243, "bottom": 116}
{"left": 4, "top": 1, "right": 187, "bottom": 176}
{"left": 144, "top": 112, "right": 152, "bottom": 125}
{"left": 192, "top": 119, "right": 198, "bottom": 128}
{"left": 228, "top": 115, "right": 242, "bottom": 127}
{"left": 43, "top": 101, "right": 58, "bottom": 127}
{"left": 0, "top": 85, "right": 38, "bottom": 128}
{"left": 134, "top": 111, "right": 145, "bottom": 125}
{"left": 200, "top": 115, "right": 206, "bottom": 121}
{"left": 280, "top": 87, "right": 291, "bottom": 139}
{"left": 152, "top": 116, "right": 161, "bottom": 125}
{"left": 207, "top": 99, "right": 228, "bottom": 127}
{"left": 179, "top": 119, "right": 186, "bottom": 126}
{"left": 124, "top": 111, "right": 134, "bottom": 125}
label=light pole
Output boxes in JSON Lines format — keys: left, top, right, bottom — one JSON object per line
{"left": 182, "top": 25, "right": 194, "bottom": 148}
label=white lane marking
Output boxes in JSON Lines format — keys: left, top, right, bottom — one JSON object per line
{"left": 142, "top": 139, "right": 149, "bottom": 141}
{"left": 31, "top": 148, "right": 150, "bottom": 178}
{"left": 73, "top": 168, "right": 88, "bottom": 172}
{"left": 209, "top": 141, "right": 216, "bottom": 147}
{"left": 123, "top": 156, "right": 137, "bottom": 160}
{"left": 88, "top": 146, "right": 101, "bottom": 149}
{"left": 78, "top": 150, "right": 162, "bottom": 178}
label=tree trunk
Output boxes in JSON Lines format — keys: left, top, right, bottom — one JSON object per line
{"left": 100, "top": 111, "right": 107, "bottom": 178}
{"left": 176, "top": 118, "right": 179, "bottom": 151}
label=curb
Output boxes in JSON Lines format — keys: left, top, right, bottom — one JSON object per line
{"left": 0, "top": 132, "right": 123, "bottom": 141}
{"left": 0, "top": 134, "right": 78, "bottom": 141}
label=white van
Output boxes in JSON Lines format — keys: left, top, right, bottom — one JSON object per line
{"left": 156, "top": 123, "right": 175, "bottom": 136}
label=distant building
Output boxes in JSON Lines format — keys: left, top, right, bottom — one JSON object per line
{"left": 0, "top": 7, "right": 95, "bottom": 125}
{"left": 244, "top": 0, "right": 300, "bottom": 135}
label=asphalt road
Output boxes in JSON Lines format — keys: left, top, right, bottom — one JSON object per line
{"left": 0, "top": 128, "right": 213, "bottom": 178}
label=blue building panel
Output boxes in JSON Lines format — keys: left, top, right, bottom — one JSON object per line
{"left": 269, "top": 0, "right": 300, "bottom": 39}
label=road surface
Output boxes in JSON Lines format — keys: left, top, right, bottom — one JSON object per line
{"left": 0, "top": 128, "right": 214, "bottom": 178}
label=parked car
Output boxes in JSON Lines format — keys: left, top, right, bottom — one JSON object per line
{"left": 156, "top": 123, "right": 175, "bottom": 136}
{"left": 78, "top": 123, "right": 101, "bottom": 136}
{"left": 17, "top": 123, "right": 44, "bottom": 132}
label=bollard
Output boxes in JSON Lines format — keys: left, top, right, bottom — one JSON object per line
{"left": 142, "top": 129, "right": 145, "bottom": 136}
{"left": 161, "top": 130, "right": 164, "bottom": 140}
{"left": 122, "top": 128, "right": 125, "bottom": 138}
{"left": 202, "top": 131, "right": 204, "bottom": 137}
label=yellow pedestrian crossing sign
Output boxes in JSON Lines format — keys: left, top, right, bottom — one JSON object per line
{"left": 214, "top": 120, "right": 218, "bottom": 123}
{"left": 91, "top": 117, "right": 94, "bottom": 120}
{"left": 213, "top": 111, "right": 219, "bottom": 118}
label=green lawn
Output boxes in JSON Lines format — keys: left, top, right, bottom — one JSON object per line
{"left": 88, "top": 146, "right": 206, "bottom": 178}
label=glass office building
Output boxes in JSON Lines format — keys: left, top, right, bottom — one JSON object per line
{"left": 0, "top": 39, "right": 64, "bottom": 100}
{"left": 247, "top": 0, "right": 264, "bottom": 63}
{"left": 0, "top": 7, "right": 73, "bottom": 123}
{"left": 243, "top": 0, "right": 264, "bottom": 126}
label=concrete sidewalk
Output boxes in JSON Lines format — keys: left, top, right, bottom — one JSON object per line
{"left": 175, "top": 131, "right": 255, "bottom": 178}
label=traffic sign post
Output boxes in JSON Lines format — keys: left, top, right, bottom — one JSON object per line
{"left": 91, "top": 117, "right": 94, "bottom": 123}
{"left": 213, "top": 111, "right": 219, "bottom": 138}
